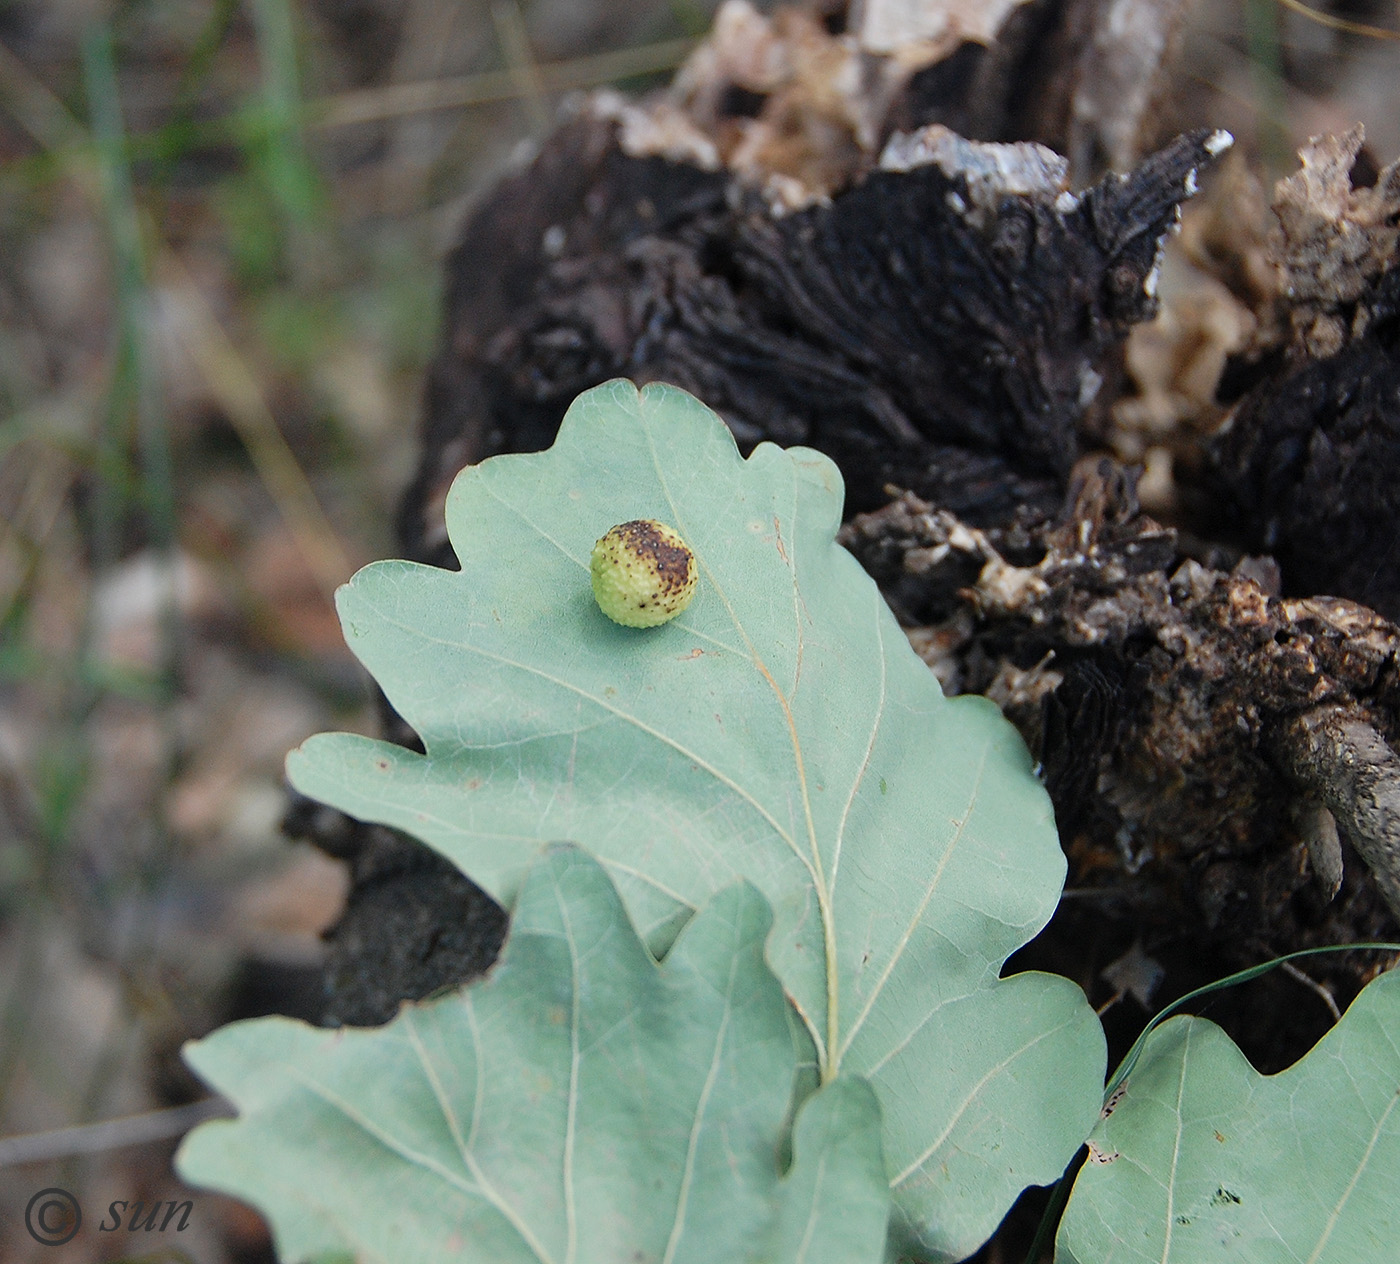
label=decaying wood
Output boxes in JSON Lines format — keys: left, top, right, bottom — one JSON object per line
{"left": 296, "top": 1, "right": 1400, "bottom": 1046}
{"left": 1207, "top": 131, "right": 1400, "bottom": 622}
{"left": 840, "top": 471, "right": 1400, "bottom": 936}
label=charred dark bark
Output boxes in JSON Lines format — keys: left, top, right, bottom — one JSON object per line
{"left": 283, "top": 793, "right": 507, "bottom": 1027}
{"left": 1209, "top": 266, "right": 1400, "bottom": 620}
{"left": 402, "top": 108, "right": 1223, "bottom": 572}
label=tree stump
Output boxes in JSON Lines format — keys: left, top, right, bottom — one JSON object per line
{"left": 290, "top": 1, "right": 1400, "bottom": 1086}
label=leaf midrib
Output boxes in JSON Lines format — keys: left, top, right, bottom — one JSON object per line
{"left": 641, "top": 420, "right": 843, "bottom": 1081}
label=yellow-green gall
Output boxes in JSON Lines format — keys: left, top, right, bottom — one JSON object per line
{"left": 590, "top": 520, "right": 697, "bottom": 627}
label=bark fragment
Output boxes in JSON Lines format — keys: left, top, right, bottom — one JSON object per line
{"left": 1271, "top": 126, "right": 1400, "bottom": 357}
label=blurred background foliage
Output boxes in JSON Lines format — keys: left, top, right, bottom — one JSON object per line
{"left": 0, "top": 1, "right": 1396, "bottom": 1260}
{"left": 0, "top": 0, "right": 704, "bottom": 1255}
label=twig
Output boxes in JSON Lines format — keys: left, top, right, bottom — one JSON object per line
{"left": 1279, "top": 960, "right": 1342, "bottom": 1022}
{"left": 0, "top": 1099, "right": 233, "bottom": 1168}
{"left": 1274, "top": 0, "right": 1399, "bottom": 40}
{"left": 0, "top": 38, "right": 88, "bottom": 154}
{"left": 491, "top": 0, "right": 549, "bottom": 134}
{"left": 156, "top": 252, "right": 353, "bottom": 603}
{"left": 307, "top": 37, "right": 696, "bottom": 131}
{"left": 1273, "top": 703, "right": 1400, "bottom": 924}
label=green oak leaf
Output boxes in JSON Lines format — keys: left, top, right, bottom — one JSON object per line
{"left": 1057, "top": 966, "right": 1400, "bottom": 1263}
{"left": 178, "top": 845, "right": 890, "bottom": 1264}
{"left": 287, "top": 379, "right": 1105, "bottom": 1259}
